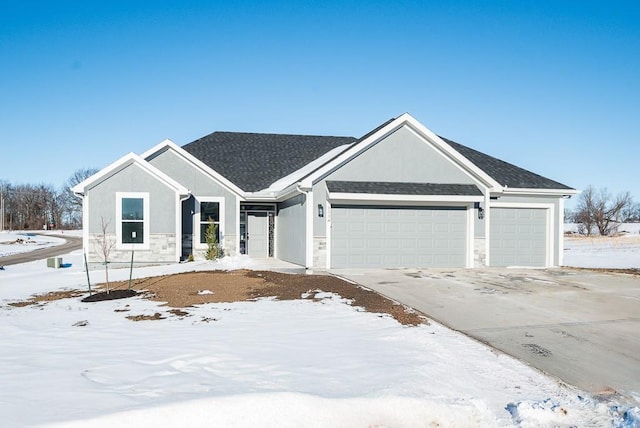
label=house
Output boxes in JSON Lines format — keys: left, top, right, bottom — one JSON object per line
{"left": 73, "top": 113, "right": 577, "bottom": 269}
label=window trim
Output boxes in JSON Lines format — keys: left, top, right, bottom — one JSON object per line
{"left": 193, "top": 196, "right": 225, "bottom": 250}
{"left": 116, "top": 192, "right": 150, "bottom": 250}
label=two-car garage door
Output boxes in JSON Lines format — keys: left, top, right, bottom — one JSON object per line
{"left": 331, "top": 206, "right": 468, "bottom": 268}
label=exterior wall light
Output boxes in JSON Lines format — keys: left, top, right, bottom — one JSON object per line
{"left": 318, "top": 204, "right": 324, "bottom": 218}
{"left": 478, "top": 206, "right": 484, "bottom": 220}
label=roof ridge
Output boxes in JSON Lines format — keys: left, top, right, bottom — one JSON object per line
{"left": 206, "top": 130, "right": 356, "bottom": 140}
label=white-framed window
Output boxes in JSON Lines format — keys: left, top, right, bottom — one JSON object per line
{"left": 116, "top": 192, "right": 150, "bottom": 249}
{"left": 194, "top": 196, "right": 225, "bottom": 248}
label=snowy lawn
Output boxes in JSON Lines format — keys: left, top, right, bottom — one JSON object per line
{"left": 1, "top": 251, "right": 637, "bottom": 427}
{"left": 0, "top": 231, "right": 69, "bottom": 257}
{"left": 564, "top": 223, "right": 640, "bottom": 269}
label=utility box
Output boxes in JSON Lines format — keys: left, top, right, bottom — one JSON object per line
{"left": 47, "top": 257, "right": 62, "bottom": 269}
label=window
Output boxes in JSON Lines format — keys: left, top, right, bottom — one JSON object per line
{"left": 122, "top": 198, "right": 144, "bottom": 243}
{"left": 194, "top": 197, "right": 225, "bottom": 249}
{"left": 116, "top": 192, "right": 149, "bottom": 248}
{"left": 199, "top": 201, "right": 220, "bottom": 244}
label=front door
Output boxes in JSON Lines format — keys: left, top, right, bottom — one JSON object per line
{"left": 247, "top": 212, "right": 269, "bottom": 257}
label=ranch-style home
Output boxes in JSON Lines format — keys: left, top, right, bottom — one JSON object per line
{"left": 73, "top": 113, "right": 577, "bottom": 269}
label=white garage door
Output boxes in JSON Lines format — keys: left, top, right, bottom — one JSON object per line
{"left": 490, "top": 208, "right": 547, "bottom": 267}
{"left": 331, "top": 206, "right": 467, "bottom": 268}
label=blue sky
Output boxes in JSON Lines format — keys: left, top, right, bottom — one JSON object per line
{"left": 1, "top": 1, "right": 638, "bottom": 209}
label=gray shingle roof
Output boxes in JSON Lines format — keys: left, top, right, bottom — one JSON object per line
{"left": 439, "top": 136, "right": 573, "bottom": 190}
{"left": 182, "top": 132, "right": 356, "bottom": 192}
{"left": 180, "top": 121, "right": 573, "bottom": 194}
{"left": 326, "top": 181, "right": 483, "bottom": 196}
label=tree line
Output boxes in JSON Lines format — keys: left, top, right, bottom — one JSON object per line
{"left": 1, "top": 168, "right": 97, "bottom": 231}
{"left": 566, "top": 185, "right": 637, "bottom": 236}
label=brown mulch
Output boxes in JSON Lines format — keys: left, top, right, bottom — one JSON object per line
{"left": 103, "top": 270, "right": 427, "bottom": 326}
{"left": 5, "top": 270, "right": 427, "bottom": 326}
{"left": 7, "top": 289, "right": 86, "bottom": 307}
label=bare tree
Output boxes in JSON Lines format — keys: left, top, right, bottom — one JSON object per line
{"left": 575, "top": 185, "right": 633, "bottom": 236}
{"left": 621, "top": 202, "right": 640, "bottom": 223}
{"left": 60, "top": 167, "right": 98, "bottom": 228}
{"left": 96, "top": 217, "right": 116, "bottom": 293}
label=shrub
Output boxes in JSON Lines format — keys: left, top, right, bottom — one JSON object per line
{"left": 204, "top": 223, "right": 222, "bottom": 260}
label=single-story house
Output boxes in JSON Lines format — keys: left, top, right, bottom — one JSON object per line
{"left": 73, "top": 113, "right": 577, "bottom": 269}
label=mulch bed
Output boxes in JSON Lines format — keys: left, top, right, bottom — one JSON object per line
{"left": 81, "top": 289, "right": 138, "bottom": 302}
{"left": 5, "top": 270, "right": 428, "bottom": 326}
{"left": 104, "top": 270, "right": 427, "bottom": 326}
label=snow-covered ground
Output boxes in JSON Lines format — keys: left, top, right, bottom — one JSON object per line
{"left": 0, "top": 231, "right": 639, "bottom": 427}
{"left": 564, "top": 223, "right": 640, "bottom": 268}
{"left": 0, "top": 230, "right": 70, "bottom": 257}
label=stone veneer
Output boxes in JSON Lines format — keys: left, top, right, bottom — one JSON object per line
{"left": 87, "top": 233, "right": 178, "bottom": 265}
{"left": 313, "top": 236, "right": 327, "bottom": 269}
{"left": 474, "top": 237, "right": 486, "bottom": 267}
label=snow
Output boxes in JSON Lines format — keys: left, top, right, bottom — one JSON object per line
{"left": 1, "top": 233, "right": 639, "bottom": 427}
{"left": 0, "top": 231, "right": 68, "bottom": 257}
{"left": 564, "top": 223, "right": 640, "bottom": 268}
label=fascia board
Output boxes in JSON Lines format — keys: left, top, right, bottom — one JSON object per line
{"left": 139, "top": 138, "right": 178, "bottom": 159}
{"left": 71, "top": 152, "right": 139, "bottom": 194}
{"left": 133, "top": 154, "right": 190, "bottom": 196}
{"left": 299, "top": 116, "right": 404, "bottom": 188}
{"left": 141, "top": 138, "right": 245, "bottom": 198}
{"left": 243, "top": 193, "right": 278, "bottom": 201}
{"left": 299, "top": 113, "right": 502, "bottom": 192}
{"left": 402, "top": 114, "right": 503, "bottom": 190}
{"left": 327, "top": 192, "right": 483, "bottom": 204}
{"left": 72, "top": 152, "right": 189, "bottom": 197}
{"left": 501, "top": 187, "right": 580, "bottom": 197}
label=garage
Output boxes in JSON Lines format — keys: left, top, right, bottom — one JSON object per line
{"left": 330, "top": 205, "right": 468, "bottom": 268}
{"left": 490, "top": 207, "right": 548, "bottom": 267}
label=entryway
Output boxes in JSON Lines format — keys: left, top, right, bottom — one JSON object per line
{"left": 239, "top": 204, "right": 275, "bottom": 258}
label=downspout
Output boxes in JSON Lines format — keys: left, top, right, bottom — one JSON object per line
{"left": 73, "top": 190, "right": 90, "bottom": 262}
{"left": 484, "top": 191, "right": 491, "bottom": 267}
{"left": 296, "top": 183, "right": 314, "bottom": 271}
{"left": 176, "top": 191, "right": 191, "bottom": 262}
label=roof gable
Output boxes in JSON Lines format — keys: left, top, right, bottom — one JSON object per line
{"left": 300, "top": 113, "right": 501, "bottom": 190}
{"left": 182, "top": 132, "right": 356, "bottom": 192}
{"left": 300, "top": 113, "right": 574, "bottom": 194}
{"left": 141, "top": 139, "right": 244, "bottom": 197}
{"left": 72, "top": 152, "right": 189, "bottom": 196}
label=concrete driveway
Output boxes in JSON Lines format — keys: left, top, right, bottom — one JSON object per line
{"left": 331, "top": 267, "right": 640, "bottom": 405}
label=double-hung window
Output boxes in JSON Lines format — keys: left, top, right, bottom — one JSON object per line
{"left": 195, "top": 197, "right": 224, "bottom": 248}
{"left": 116, "top": 192, "right": 149, "bottom": 248}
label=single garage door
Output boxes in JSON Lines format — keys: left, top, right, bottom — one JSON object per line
{"left": 331, "top": 206, "right": 467, "bottom": 268}
{"left": 490, "top": 208, "right": 547, "bottom": 267}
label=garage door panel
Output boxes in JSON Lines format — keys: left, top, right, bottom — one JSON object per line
{"left": 490, "top": 207, "right": 547, "bottom": 267}
{"left": 331, "top": 206, "right": 467, "bottom": 268}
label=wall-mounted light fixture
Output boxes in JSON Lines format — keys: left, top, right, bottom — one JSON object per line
{"left": 478, "top": 206, "right": 484, "bottom": 220}
{"left": 318, "top": 204, "right": 324, "bottom": 218}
